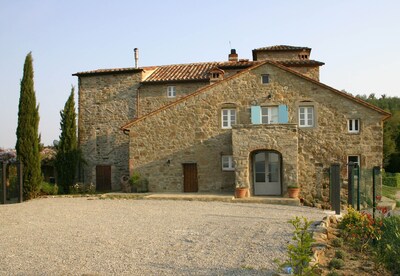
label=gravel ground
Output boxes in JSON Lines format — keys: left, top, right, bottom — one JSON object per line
{"left": 0, "top": 197, "right": 327, "bottom": 275}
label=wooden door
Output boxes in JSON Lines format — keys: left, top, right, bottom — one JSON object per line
{"left": 96, "top": 165, "right": 111, "bottom": 191}
{"left": 183, "top": 163, "right": 198, "bottom": 193}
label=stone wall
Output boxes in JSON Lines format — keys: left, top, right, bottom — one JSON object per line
{"left": 232, "top": 124, "right": 299, "bottom": 196}
{"left": 78, "top": 72, "right": 141, "bottom": 190}
{"left": 128, "top": 62, "right": 385, "bottom": 201}
{"left": 138, "top": 81, "right": 210, "bottom": 116}
{"left": 254, "top": 50, "right": 310, "bottom": 61}
{"left": 286, "top": 66, "right": 320, "bottom": 81}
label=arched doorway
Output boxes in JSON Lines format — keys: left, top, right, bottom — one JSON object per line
{"left": 252, "top": 151, "right": 282, "bottom": 196}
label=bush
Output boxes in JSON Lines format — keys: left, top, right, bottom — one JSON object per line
{"left": 276, "top": 216, "right": 316, "bottom": 276}
{"left": 129, "top": 172, "right": 149, "bottom": 193}
{"left": 40, "top": 181, "right": 58, "bottom": 195}
{"left": 372, "top": 216, "right": 400, "bottom": 275}
{"left": 334, "top": 250, "right": 345, "bottom": 260}
{"left": 339, "top": 207, "right": 381, "bottom": 252}
{"left": 382, "top": 172, "right": 400, "bottom": 187}
{"left": 69, "top": 182, "right": 95, "bottom": 194}
{"left": 329, "top": 258, "right": 344, "bottom": 270}
{"left": 331, "top": 237, "right": 343, "bottom": 248}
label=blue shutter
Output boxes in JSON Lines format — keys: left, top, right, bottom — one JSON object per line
{"left": 278, "top": 105, "right": 288, "bottom": 123}
{"left": 251, "top": 106, "right": 261, "bottom": 124}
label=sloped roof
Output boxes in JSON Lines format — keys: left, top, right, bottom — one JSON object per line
{"left": 278, "top": 60, "right": 325, "bottom": 67}
{"left": 142, "top": 61, "right": 259, "bottom": 83}
{"left": 253, "top": 45, "right": 311, "bottom": 51}
{"left": 121, "top": 60, "right": 390, "bottom": 130}
{"left": 73, "top": 67, "right": 143, "bottom": 76}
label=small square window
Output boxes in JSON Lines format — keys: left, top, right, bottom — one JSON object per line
{"left": 261, "top": 74, "right": 269, "bottom": 84}
{"left": 348, "top": 119, "right": 360, "bottom": 133}
{"left": 167, "top": 86, "right": 176, "bottom": 98}
{"left": 222, "top": 155, "right": 235, "bottom": 171}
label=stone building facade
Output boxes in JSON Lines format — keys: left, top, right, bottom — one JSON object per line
{"left": 75, "top": 45, "right": 390, "bottom": 203}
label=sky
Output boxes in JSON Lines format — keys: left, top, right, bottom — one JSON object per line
{"left": 1, "top": 0, "right": 400, "bottom": 149}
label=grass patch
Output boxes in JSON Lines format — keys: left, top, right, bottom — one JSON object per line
{"left": 382, "top": 185, "right": 400, "bottom": 200}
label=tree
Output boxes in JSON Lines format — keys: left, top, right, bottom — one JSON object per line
{"left": 16, "top": 52, "right": 42, "bottom": 199}
{"left": 55, "top": 87, "right": 78, "bottom": 193}
{"left": 357, "top": 94, "right": 400, "bottom": 172}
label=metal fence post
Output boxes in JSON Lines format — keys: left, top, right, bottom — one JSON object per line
{"left": 347, "top": 162, "right": 355, "bottom": 207}
{"left": 2, "top": 161, "right": 7, "bottom": 204}
{"left": 330, "top": 163, "right": 341, "bottom": 215}
{"left": 372, "top": 166, "right": 380, "bottom": 220}
{"left": 18, "top": 161, "right": 23, "bottom": 203}
{"left": 356, "top": 165, "right": 360, "bottom": 211}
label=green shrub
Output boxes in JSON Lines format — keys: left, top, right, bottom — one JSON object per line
{"left": 329, "top": 258, "right": 344, "bottom": 270}
{"left": 339, "top": 207, "right": 380, "bottom": 251}
{"left": 334, "top": 250, "right": 345, "bottom": 260}
{"left": 69, "top": 182, "right": 95, "bottom": 194}
{"left": 276, "top": 216, "right": 316, "bottom": 276}
{"left": 382, "top": 172, "right": 400, "bottom": 187}
{"left": 331, "top": 237, "right": 343, "bottom": 248}
{"left": 372, "top": 216, "right": 400, "bottom": 275}
{"left": 129, "top": 172, "right": 149, "bottom": 193}
{"left": 40, "top": 181, "right": 58, "bottom": 195}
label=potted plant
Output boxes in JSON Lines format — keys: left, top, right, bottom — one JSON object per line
{"left": 235, "top": 184, "right": 249, "bottom": 198}
{"left": 129, "top": 172, "right": 149, "bottom": 193}
{"left": 287, "top": 184, "right": 300, "bottom": 198}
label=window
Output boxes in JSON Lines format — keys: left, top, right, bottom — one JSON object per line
{"left": 212, "top": 73, "right": 220, "bottom": 79}
{"left": 261, "top": 74, "right": 269, "bottom": 84}
{"left": 167, "top": 86, "right": 176, "bottom": 98}
{"left": 222, "top": 155, "right": 235, "bottom": 171}
{"left": 251, "top": 105, "right": 288, "bottom": 124}
{"left": 348, "top": 155, "right": 360, "bottom": 168}
{"left": 348, "top": 119, "right": 360, "bottom": 133}
{"left": 221, "top": 109, "right": 236, "bottom": 129}
{"left": 261, "top": 107, "right": 279, "bottom": 124}
{"left": 299, "top": 106, "right": 314, "bottom": 127}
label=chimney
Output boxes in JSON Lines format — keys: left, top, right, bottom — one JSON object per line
{"left": 228, "top": 49, "right": 238, "bottom": 62}
{"left": 134, "top": 48, "right": 139, "bottom": 68}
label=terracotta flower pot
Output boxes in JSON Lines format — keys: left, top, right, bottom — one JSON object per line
{"left": 235, "top": 187, "right": 248, "bottom": 198}
{"left": 288, "top": 187, "right": 300, "bottom": 198}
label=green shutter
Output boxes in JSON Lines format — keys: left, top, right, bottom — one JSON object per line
{"left": 278, "top": 105, "right": 288, "bottom": 123}
{"left": 251, "top": 106, "right": 261, "bottom": 124}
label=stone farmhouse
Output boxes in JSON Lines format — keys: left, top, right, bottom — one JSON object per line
{"left": 74, "top": 45, "right": 390, "bottom": 202}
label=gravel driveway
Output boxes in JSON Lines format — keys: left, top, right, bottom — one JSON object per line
{"left": 0, "top": 197, "right": 327, "bottom": 275}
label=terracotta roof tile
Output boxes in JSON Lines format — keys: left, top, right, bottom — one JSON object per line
{"left": 278, "top": 60, "right": 324, "bottom": 67}
{"left": 73, "top": 67, "right": 143, "bottom": 76}
{"left": 142, "top": 61, "right": 258, "bottom": 83}
{"left": 253, "top": 45, "right": 311, "bottom": 51}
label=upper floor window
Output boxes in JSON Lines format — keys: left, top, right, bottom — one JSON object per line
{"left": 261, "top": 106, "right": 279, "bottom": 124}
{"left": 261, "top": 74, "right": 269, "bottom": 84}
{"left": 222, "top": 155, "right": 235, "bottom": 171}
{"left": 167, "top": 86, "right": 176, "bottom": 98}
{"left": 251, "top": 105, "right": 288, "bottom": 124}
{"left": 348, "top": 119, "right": 360, "bottom": 133}
{"left": 221, "top": 109, "right": 236, "bottom": 129}
{"left": 299, "top": 106, "right": 314, "bottom": 127}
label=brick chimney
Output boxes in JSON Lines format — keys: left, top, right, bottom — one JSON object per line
{"left": 228, "top": 49, "right": 238, "bottom": 62}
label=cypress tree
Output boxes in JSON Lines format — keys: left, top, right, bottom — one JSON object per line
{"left": 16, "top": 52, "right": 42, "bottom": 199}
{"left": 55, "top": 87, "right": 78, "bottom": 193}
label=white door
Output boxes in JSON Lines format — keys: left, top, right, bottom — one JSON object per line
{"left": 253, "top": 152, "right": 281, "bottom": 195}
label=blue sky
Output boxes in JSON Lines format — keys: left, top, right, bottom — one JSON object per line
{"left": 1, "top": 0, "right": 399, "bottom": 148}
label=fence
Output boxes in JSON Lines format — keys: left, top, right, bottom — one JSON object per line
{"left": 0, "top": 161, "right": 23, "bottom": 204}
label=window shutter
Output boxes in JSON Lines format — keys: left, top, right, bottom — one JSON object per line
{"left": 251, "top": 106, "right": 261, "bottom": 124}
{"left": 278, "top": 105, "right": 288, "bottom": 123}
